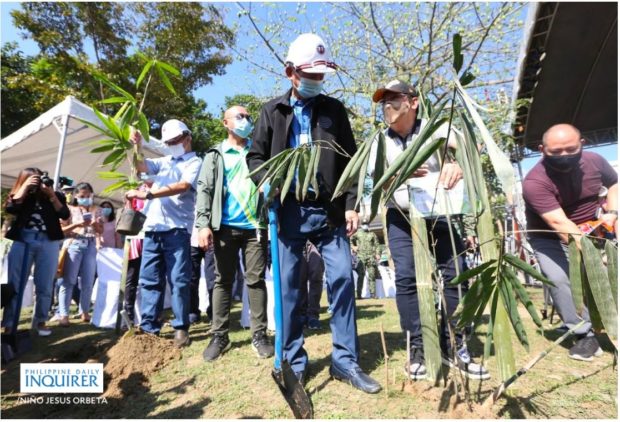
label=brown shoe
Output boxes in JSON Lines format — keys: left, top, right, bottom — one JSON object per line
{"left": 81, "top": 313, "right": 91, "bottom": 323}
{"left": 58, "top": 317, "right": 70, "bottom": 327}
{"left": 173, "top": 329, "right": 190, "bottom": 348}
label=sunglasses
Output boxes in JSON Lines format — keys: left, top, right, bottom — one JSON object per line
{"left": 234, "top": 113, "right": 253, "bottom": 123}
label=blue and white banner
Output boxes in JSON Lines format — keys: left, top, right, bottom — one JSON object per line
{"left": 20, "top": 363, "right": 104, "bottom": 393}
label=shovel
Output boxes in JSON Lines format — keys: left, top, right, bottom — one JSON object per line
{"left": 266, "top": 187, "right": 313, "bottom": 419}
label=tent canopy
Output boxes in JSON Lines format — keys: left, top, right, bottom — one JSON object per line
{"left": 1, "top": 96, "right": 166, "bottom": 205}
{"left": 512, "top": 2, "right": 618, "bottom": 155}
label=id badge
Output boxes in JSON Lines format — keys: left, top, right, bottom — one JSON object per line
{"left": 299, "top": 134, "right": 309, "bottom": 146}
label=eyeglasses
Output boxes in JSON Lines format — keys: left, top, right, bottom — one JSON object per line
{"left": 378, "top": 94, "right": 413, "bottom": 108}
{"left": 235, "top": 113, "right": 253, "bottom": 123}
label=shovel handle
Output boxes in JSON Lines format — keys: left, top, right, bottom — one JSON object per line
{"left": 266, "top": 185, "right": 284, "bottom": 371}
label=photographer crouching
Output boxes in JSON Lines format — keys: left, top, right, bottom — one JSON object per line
{"left": 1, "top": 168, "right": 69, "bottom": 336}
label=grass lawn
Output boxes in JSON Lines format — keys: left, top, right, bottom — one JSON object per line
{"left": 1, "top": 286, "right": 617, "bottom": 418}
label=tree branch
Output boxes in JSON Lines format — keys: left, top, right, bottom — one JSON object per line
{"left": 236, "top": 2, "right": 285, "bottom": 65}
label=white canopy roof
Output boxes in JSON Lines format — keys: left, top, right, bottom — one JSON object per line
{"left": 1, "top": 96, "right": 166, "bottom": 205}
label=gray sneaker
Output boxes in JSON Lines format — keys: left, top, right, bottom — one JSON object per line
{"left": 569, "top": 336, "right": 603, "bottom": 361}
{"left": 203, "top": 334, "right": 231, "bottom": 362}
{"left": 251, "top": 330, "right": 274, "bottom": 359}
{"left": 442, "top": 347, "right": 490, "bottom": 380}
{"left": 404, "top": 346, "right": 427, "bottom": 380}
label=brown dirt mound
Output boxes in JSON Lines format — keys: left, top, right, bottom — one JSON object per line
{"left": 103, "top": 333, "right": 181, "bottom": 399}
{"left": 401, "top": 380, "right": 496, "bottom": 419}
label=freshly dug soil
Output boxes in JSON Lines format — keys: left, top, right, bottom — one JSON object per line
{"left": 103, "top": 332, "right": 181, "bottom": 399}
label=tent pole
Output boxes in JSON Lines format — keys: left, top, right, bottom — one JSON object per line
{"left": 52, "top": 113, "right": 70, "bottom": 190}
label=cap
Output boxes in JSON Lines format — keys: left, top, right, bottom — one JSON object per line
{"left": 161, "top": 119, "right": 191, "bottom": 143}
{"left": 285, "top": 33, "right": 337, "bottom": 74}
{"left": 372, "top": 79, "right": 418, "bottom": 103}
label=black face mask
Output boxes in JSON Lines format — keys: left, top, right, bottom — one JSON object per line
{"left": 543, "top": 150, "right": 582, "bottom": 172}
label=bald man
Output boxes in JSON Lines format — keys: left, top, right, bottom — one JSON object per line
{"left": 195, "top": 106, "right": 274, "bottom": 362}
{"left": 522, "top": 123, "right": 617, "bottom": 361}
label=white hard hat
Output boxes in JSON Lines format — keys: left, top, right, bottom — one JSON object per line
{"left": 285, "top": 33, "right": 337, "bottom": 74}
{"left": 161, "top": 119, "right": 191, "bottom": 143}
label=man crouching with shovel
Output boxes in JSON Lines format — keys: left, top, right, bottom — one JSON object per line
{"left": 246, "top": 33, "right": 382, "bottom": 409}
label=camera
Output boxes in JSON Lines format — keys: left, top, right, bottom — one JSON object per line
{"left": 40, "top": 172, "right": 54, "bottom": 188}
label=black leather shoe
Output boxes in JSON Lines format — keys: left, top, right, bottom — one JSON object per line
{"left": 173, "top": 329, "right": 190, "bottom": 348}
{"left": 329, "top": 364, "right": 381, "bottom": 394}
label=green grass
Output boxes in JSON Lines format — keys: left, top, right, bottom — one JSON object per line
{"left": 1, "top": 288, "right": 617, "bottom": 418}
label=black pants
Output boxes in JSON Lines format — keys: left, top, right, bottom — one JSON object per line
{"left": 386, "top": 208, "right": 468, "bottom": 351}
{"left": 189, "top": 246, "right": 216, "bottom": 319}
{"left": 124, "top": 256, "right": 142, "bottom": 323}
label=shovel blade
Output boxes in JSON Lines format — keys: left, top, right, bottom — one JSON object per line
{"left": 272, "top": 361, "right": 313, "bottom": 419}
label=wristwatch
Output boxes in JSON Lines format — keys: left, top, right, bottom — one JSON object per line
{"left": 145, "top": 191, "right": 154, "bottom": 200}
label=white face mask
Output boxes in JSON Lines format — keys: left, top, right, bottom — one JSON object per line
{"left": 168, "top": 143, "right": 186, "bottom": 158}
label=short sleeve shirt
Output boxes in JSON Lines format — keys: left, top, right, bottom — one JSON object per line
{"left": 522, "top": 151, "right": 618, "bottom": 238}
{"left": 142, "top": 152, "right": 202, "bottom": 233}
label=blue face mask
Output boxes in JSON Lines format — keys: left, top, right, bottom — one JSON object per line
{"left": 77, "top": 197, "right": 93, "bottom": 207}
{"left": 233, "top": 118, "right": 254, "bottom": 139}
{"left": 101, "top": 208, "right": 112, "bottom": 217}
{"left": 296, "top": 76, "right": 324, "bottom": 99}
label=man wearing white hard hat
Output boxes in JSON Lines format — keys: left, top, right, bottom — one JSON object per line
{"left": 247, "top": 33, "right": 381, "bottom": 394}
{"left": 126, "top": 119, "right": 202, "bottom": 348}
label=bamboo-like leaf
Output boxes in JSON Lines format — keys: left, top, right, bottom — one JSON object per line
{"left": 256, "top": 149, "right": 296, "bottom": 192}
{"left": 311, "top": 144, "right": 321, "bottom": 193}
{"left": 381, "top": 136, "right": 445, "bottom": 202}
{"left": 280, "top": 149, "right": 301, "bottom": 203}
{"left": 156, "top": 60, "right": 181, "bottom": 76}
{"left": 119, "top": 103, "right": 136, "bottom": 130}
{"left": 455, "top": 79, "right": 515, "bottom": 203}
{"left": 93, "top": 71, "right": 136, "bottom": 102}
{"left": 580, "top": 236, "right": 618, "bottom": 341}
{"left": 302, "top": 145, "right": 318, "bottom": 201}
{"left": 97, "top": 171, "right": 127, "bottom": 180}
{"left": 456, "top": 112, "right": 486, "bottom": 215}
{"left": 355, "top": 145, "right": 371, "bottom": 209}
{"left": 484, "top": 289, "right": 499, "bottom": 361}
{"left": 92, "top": 107, "right": 123, "bottom": 140}
{"left": 472, "top": 267, "right": 499, "bottom": 323}
{"left": 248, "top": 148, "right": 292, "bottom": 179}
{"left": 137, "top": 113, "right": 150, "bottom": 142}
{"left": 114, "top": 101, "right": 130, "bottom": 121}
{"left": 136, "top": 60, "right": 155, "bottom": 88}
{"left": 331, "top": 135, "right": 373, "bottom": 200}
{"left": 100, "top": 179, "right": 130, "bottom": 195}
{"left": 157, "top": 65, "right": 177, "bottom": 95}
{"left": 369, "top": 130, "right": 386, "bottom": 222}
{"left": 90, "top": 144, "right": 116, "bottom": 154}
{"left": 459, "top": 72, "right": 475, "bottom": 87}
{"left": 455, "top": 267, "right": 496, "bottom": 329}
{"left": 452, "top": 33, "right": 463, "bottom": 73}
{"left": 449, "top": 259, "right": 497, "bottom": 285}
{"left": 498, "top": 276, "right": 529, "bottom": 351}
{"left": 503, "top": 253, "right": 553, "bottom": 286}
{"left": 568, "top": 237, "right": 585, "bottom": 314}
{"left": 605, "top": 240, "right": 618, "bottom": 307}
{"left": 582, "top": 272, "right": 605, "bottom": 332}
{"left": 296, "top": 148, "right": 310, "bottom": 201}
{"left": 102, "top": 149, "right": 125, "bottom": 166}
{"left": 505, "top": 265, "right": 543, "bottom": 328}
{"left": 99, "top": 96, "right": 129, "bottom": 105}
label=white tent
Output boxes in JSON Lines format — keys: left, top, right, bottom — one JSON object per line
{"left": 1, "top": 96, "right": 166, "bottom": 204}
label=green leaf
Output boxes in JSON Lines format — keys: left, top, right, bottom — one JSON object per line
{"left": 498, "top": 274, "right": 529, "bottom": 351}
{"left": 136, "top": 60, "right": 154, "bottom": 88}
{"left": 580, "top": 236, "right": 618, "bottom": 342}
{"left": 331, "top": 133, "right": 373, "bottom": 200}
{"left": 605, "top": 240, "right": 618, "bottom": 307}
{"left": 93, "top": 71, "right": 136, "bottom": 102}
{"left": 99, "top": 96, "right": 130, "bottom": 105}
{"left": 568, "top": 237, "right": 585, "bottom": 314}
{"left": 296, "top": 148, "right": 310, "bottom": 201}
{"left": 156, "top": 60, "right": 181, "bottom": 76}
{"left": 505, "top": 265, "right": 543, "bottom": 328}
{"left": 311, "top": 144, "right": 321, "bottom": 193}
{"left": 97, "top": 171, "right": 127, "bottom": 180}
{"left": 484, "top": 289, "right": 499, "bottom": 361}
{"left": 280, "top": 149, "right": 301, "bottom": 203}
{"left": 100, "top": 179, "right": 130, "bottom": 195}
{"left": 137, "top": 113, "right": 150, "bottom": 142}
{"left": 454, "top": 269, "right": 496, "bottom": 329}
{"left": 92, "top": 107, "right": 123, "bottom": 140}
{"left": 503, "top": 253, "right": 554, "bottom": 286}
{"left": 90, "top": 144, "right": 116, "bottom": 154}
{"left": 302, "top": 145, "right": 318, "bottom": 201}
{"left": 157, "top": 65, "right": 177, "bottom": 95}
{"left": 102, "top": 149, "right": 126, "bottom": 166}
{"left": 369, "top": 130, "right": 385, "bottom": 222}
{"left": 355, "top": 143, "right": 371, "bottom": 209}
{"left": 459, "top": 71, "right": 475, "bottom": 86}
{"left": 452, "top": 33, "right": 463, "bottom": 73}
{"left": 449, "top": 259, "right": 497, "bottom": 285}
